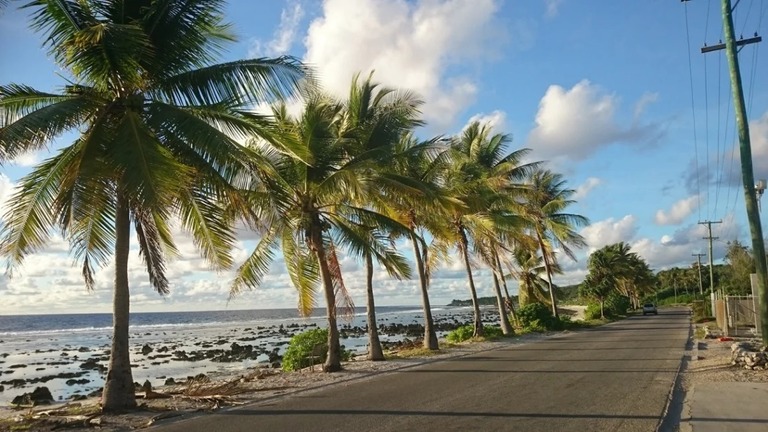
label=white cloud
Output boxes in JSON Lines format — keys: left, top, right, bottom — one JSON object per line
{"left": 249, "top": 1, "right": 305, "bottom": 57}
{"left": 463, "top": 110, "right": 507, "bottom": 134}
{"left": 654, "top": 195, "right": 699, "bottom": 226}
{"left": 544, "top": 0, "right": 563, "bottom": 18}
{"left": 11, "top": 151, "right": 40, "bottom": 167}
{"left": 573, "top": 177, "right": 601, "bottom": 201}
{"left": 745, "top": 111, "right": 768, "bottom": 182}
{"left": 303, "top": 0, "right": 504, "bottom": 129}
{"left": 0, "top": 173, "right": 15, "bottom": 215}
{"left": 526, "top": 80, "right": 661, "bottom": 163}
{"left": 580, "top": 215, "right": 638, "bottom": 250}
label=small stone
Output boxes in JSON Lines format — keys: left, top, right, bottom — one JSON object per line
{"left": 164, "top": 377, "right": 176, "bottom": 386}
{"left": 141, "top": 344, "right": 153, "bottom": 355}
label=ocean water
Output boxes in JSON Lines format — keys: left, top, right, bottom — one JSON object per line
{"left": 0, "top": 306, "right": 491, "bottom": 406}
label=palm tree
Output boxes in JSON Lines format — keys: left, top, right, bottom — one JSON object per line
{"left": 437, "top": 121, "right": 531, "bottom": 337}
{"left": 511, "top": 246, "right": 559, "bottom": 307}
{"left": 581, "top": 246, "right": 623, "bottom": 318}
{"left": 340, "top": 72, "right": 423, "bottom": 360}
{"left": 231, "top": 94, "right": 411, "bottom": 371}
{"left": 522, "top": 169, "right": 589, "bottom": 318}
{"left": 0, "top": 0, "right": 305, "bottom": 411}
{"left": 385, "top": 134, "right": 453, "bottom": 350}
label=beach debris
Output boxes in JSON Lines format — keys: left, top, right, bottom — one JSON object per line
{"left": 165, "top": 377, "right": 176, "bottom": 385}
{"left": 142, "top": 344, "right": 154, "bottom": 355}
{"left": 145, "top": 411, "right": 184, "bottom": 427}
{"left": 11, "top": 386, "right": 54, "bottom": 407}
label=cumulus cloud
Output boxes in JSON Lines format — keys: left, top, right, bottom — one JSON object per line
{"left": 683, "top": 110, "right": 768, "bottom": 193}
{"left": 249, "top": 1, "right": 305, "bottom": 57}
{"left": 526, "top": 80, "right": 662, "bottom": 163}
{"left": 654, "top": 195, "right": 700, "bottom": 226}
{"left": 463, "top": 110, "right": 507, "bottom": 134}
{"left": 573, "top": 177, "right": 601, "bottom": 201}
{"left": 303, "top": 0, "right": 504, "bottom": 129}
{"left": 0, "top": 173, "right": 15, "bottom": 214}
{"left": 580, "top": 215, "right": 638, "bottom": 250}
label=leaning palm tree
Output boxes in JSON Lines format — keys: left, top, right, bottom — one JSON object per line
{"left": 0, "top": 0, "right": 304, "bottom": 412}
{"left": 435, "top": 121, "right": 531, "bottom": 337}
{"left": 522, "top": 169, "right": 589, "bottom": 318}
{"left": 383, "top": 134, "right": 454, "bottom": 350}
{"left": 510, "top": 245, "right": 561, "bottom": 306}
{"left": 340, "top": 72, "right": 423, "bottom": 360}
{"left": 231, "top": 95, "right": 411, "bottom": 371}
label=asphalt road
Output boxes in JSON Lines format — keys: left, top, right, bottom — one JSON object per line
{"left": 152, "top": 308, "right": 691, "bottom": 432}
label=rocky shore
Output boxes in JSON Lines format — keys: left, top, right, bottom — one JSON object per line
{"left": 0, "top": 307, "right": 495, "bottom": 407}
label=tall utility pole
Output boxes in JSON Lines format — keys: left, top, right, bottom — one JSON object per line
{"left": 699, "top": 220, "right": 722, "bottom": 297}
{"left": 701, "top": 0, "right": 767, "bottom": 342}
{"left": 693, "top": 253, "right": 706, "bottom": 295}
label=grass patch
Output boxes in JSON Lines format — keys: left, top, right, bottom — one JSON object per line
{"left": 385, "top": 346, "right": 442, "bottom": 359}
{"left": 694, "top": 326, "right": 707, "bottom": 339}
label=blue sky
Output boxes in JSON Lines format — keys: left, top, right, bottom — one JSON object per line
{"left": 1, "top": 0, "right": 767, "bottom": 315}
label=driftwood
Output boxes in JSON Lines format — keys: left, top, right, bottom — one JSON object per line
{"left": 144, "top": 411, "right": 185, "bottom": 427}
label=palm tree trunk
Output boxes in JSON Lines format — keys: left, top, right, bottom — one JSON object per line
{"left": 411, "top": 232, "right": 439, "bottom": 350}
{"left": 459, "top": 228, "right": 483, "bottom": 337}
{"left": 536, "top": 229, "right": 559, "bottom": 318}
{"left": 364, "top": 252, "right": 384, "bottom": 361}
{"left": 310, "top": 223, "right": 342, "bottom": 372}
{"left": 494, "top": 251, "right": 518, "bottom": 325}
{"left": 102, "top": 193, "right": 137, "bottom": 412}
{"left": 600, "top": 299, "right": 605, "bottom": 319}
{"left": 492, "top": 271, "right": 513, "bottom": 335}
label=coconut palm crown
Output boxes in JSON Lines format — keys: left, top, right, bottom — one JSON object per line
{"left": 0, "top": 0, "right": 305, "bottom": 411}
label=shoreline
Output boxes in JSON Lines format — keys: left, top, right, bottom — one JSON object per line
{"left": 0, "top": 331, "right": 560, "bottom": 431}
{"left": 0, "top": 306, "right": 491, "bottom": 406}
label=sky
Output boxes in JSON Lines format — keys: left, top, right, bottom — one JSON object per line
{"left": 1, "top": 0, "right": 768, "bottom": 315}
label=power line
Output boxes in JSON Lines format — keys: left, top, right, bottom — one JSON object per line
{"left": 684, "top": 1, "right": 703, "bottom": 221}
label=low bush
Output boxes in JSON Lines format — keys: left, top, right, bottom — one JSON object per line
{"left": 584, "top": 303, "right": 602, "bottom": 320}
{"left": 482, "top": 326, "right": 505, "bottom": 340}
{"left": 446, "top": 324, "right": 506, "bottom": 342}
{"left": 282, "top": 328, "right": 328, "bottom": 372}
{"left": 282, "top": 329, "right": 354, "bottom": 372}
{"left": 518, "top": 303, "right": 557, "bottom": 329}
{"left": 604, "top": 294, "right": 630, "bottom": 317}
{"left": 446, "top": 325, "right": 474, "bottom": 343}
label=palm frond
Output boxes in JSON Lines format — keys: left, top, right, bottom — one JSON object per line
{"left": 178, "top": 187, "right": 234, "bottom": 271}
{"left": 326, "top": 240, "right": 355, "bottom": 321}
{"left": 109, "top": 111, "right": 191, "bottom": 208}
{"left": 0, "top": 143, "right": 82, "bottom": 271}
{"left": 0, "top": 84, "right": 99, "bottom": 160}
{"left": 157, "top": 57, "right": 307, "bottom": 107}
{"left": 282, "top": 229, "right": 320, "bottom": 316}
{"left": 230, "top": 225, "right": 279, "bottom": 297}
{"left": 134, "top": 208, "right": 170, "bottom": 295}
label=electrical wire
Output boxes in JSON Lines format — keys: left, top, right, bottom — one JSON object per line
{"left": 685, "top": 1, "right": 703, "bottom": 222}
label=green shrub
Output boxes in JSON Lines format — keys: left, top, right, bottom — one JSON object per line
{"left": 447, "top": 324, "right": 506, "bottom": 341}
{"left": 482, "top": 326, "right": 504, "bottom": 340}
{"left": 282, "top": 328, "right": 354, "bottom": 372}
{"left": 446, "top": 325, "right": 475, "bottom": 343}
{"left": 604, "top": 294, "right": 630, "bottom": 317}
{"left": 584, "top": 303, "right": 602, "bottom": 320}
{"left": 524, "top": 319, "right": 548, "bottom": 333}
{"left": 517, "top": 303, "right": 556, "bottom": 328}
